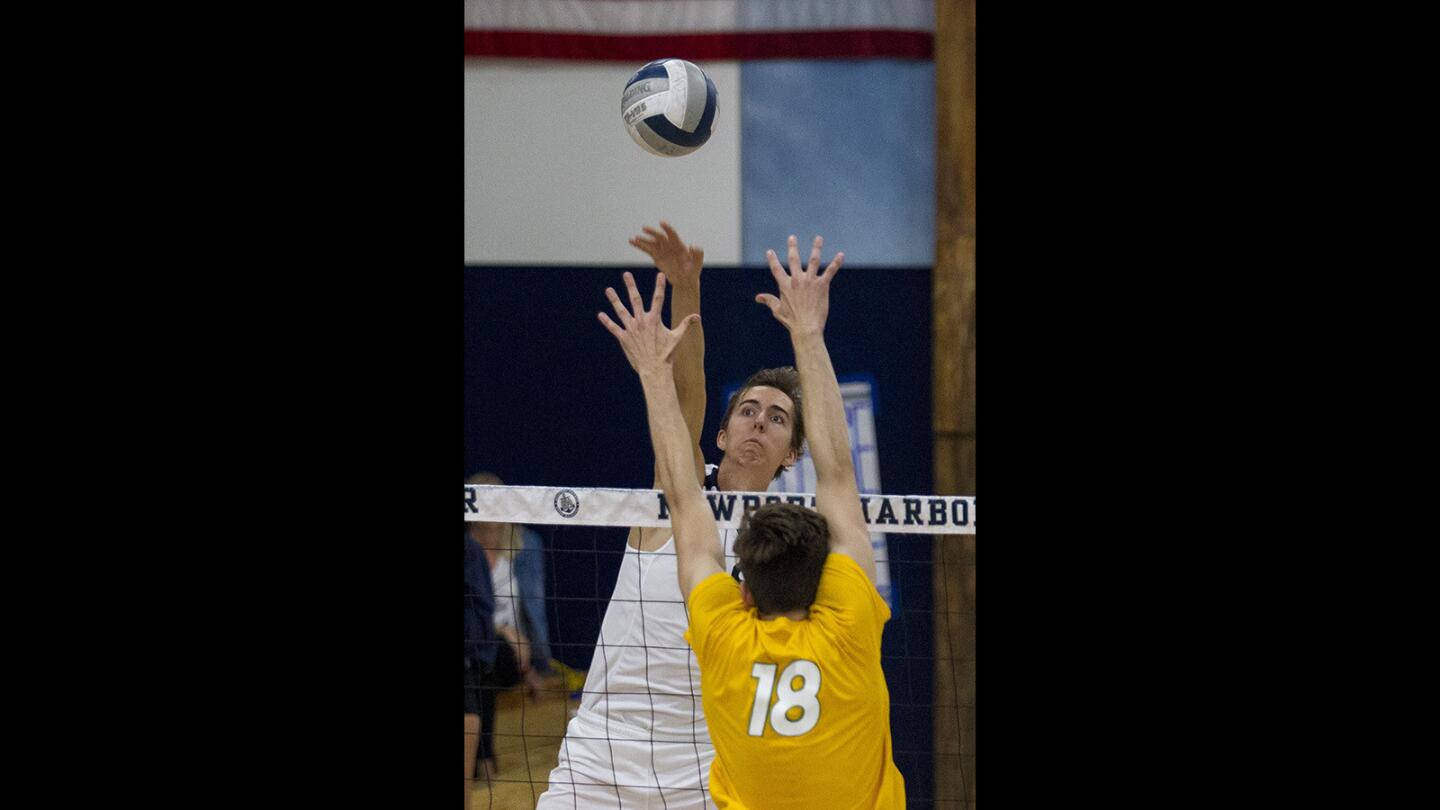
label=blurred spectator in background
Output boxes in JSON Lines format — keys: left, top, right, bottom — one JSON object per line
{"left": 466, "top": 471, "right": 552, "bottom": 779}
{"left": 464, "top": 507, "right": 498, "bottom": 809}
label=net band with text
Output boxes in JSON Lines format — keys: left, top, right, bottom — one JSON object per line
{"left": 466, "top": 484, "right": 976, "bottom": 534}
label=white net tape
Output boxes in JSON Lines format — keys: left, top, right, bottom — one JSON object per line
{"left": 465, "top": 484, "right": 975, "bottom": 534}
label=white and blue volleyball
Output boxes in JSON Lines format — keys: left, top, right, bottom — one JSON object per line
{"left": 621, "top": 58, "right": 718, "bottom": 158}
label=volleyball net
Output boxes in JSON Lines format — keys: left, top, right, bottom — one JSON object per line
{"left": 465, "top": 483, "right": 975, "bottom": 808}
{"left": 466, "top": 483, "right": 975, "bottom": 534}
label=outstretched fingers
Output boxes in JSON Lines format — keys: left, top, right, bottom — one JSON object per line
{"left": 651, "top": 272, "right": 668, "bottom": 313}
{"left": 819, "top": 251, "right": 845, "bottom": 281}
{"left": 765, "top": 248, "right": 790, "bottom": 289}
{"left": 672, "top": 312, "right": 700, "bottom": 340}
{"left": 597, "top": 311, "right": 625, "bottom": 338}
{"left": 807, "top": 235, "right": 823, "bottom": 274}
{"left": 622, "top": 271, "right": 646, "bottom": 316}
{"left": 604, "top": 286, "right": 633, "bottom": 325}
{"left": 755, "top": 293, "right": 782, "bottom": 318}
{"left": 786, "top": 234, "right": 803, "bottom": 275}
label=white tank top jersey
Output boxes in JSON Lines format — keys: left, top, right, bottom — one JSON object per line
{"left": 576, "top": 465, "right": 738, "bottom": 743}
{"left": 489, "top": 554, "right": 517, "bottom": 631}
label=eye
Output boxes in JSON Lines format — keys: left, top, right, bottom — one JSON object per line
{"left": 771, "top": 414, "right": 786, "bottom": 425}
{"left": 741, "top": 406, "right": 755, "bottom": 417}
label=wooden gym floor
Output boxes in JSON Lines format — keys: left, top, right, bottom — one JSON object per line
{"left": 469, "top": 671, "right": 580, "bottom": 809}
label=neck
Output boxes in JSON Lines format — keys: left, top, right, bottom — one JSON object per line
{"left": 715, "top": 457, "right": 776, "bottom": 493}
{"left": 758, "top": 608, "right": 809, "bottom": 621}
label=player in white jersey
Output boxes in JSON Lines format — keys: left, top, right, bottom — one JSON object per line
{"left": 536, "top": 225, "right": 808, "bottom": 809}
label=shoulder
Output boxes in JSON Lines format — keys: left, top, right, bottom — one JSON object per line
{"left": 824, "top": 552, "right": 870, "bottom": 583}
{"left": 687, "top": 570, "right": 743, "bottom": 626}
{"left": 815, "top": 553, "right": 890, "bottom": 623}
{"left": 690, "top": 568, "right": 738, "bottom": 606}
{"left": 686, "top": 571, "right": 746, "bottom": 655}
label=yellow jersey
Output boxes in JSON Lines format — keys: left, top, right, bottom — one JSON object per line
{"left": 685, "top": 553, "right": 906, "bottom": 809}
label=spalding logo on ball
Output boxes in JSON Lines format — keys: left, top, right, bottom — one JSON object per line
{"left": 621, "top": 58, "right": 717, "bottom": 158}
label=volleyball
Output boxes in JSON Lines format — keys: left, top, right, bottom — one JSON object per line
{"left": 621, "top": 58, "right": 718, "bottom": 158}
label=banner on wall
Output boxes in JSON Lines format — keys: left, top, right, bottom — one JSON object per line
{"left": 464, "top": 0, "right": 935, "bottom": 60}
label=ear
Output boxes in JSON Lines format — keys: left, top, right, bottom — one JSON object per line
{"left": 716, "top": 428, "right": 728, "bottom": 453}
{"left": 782, "top": 446, "right": 799, "bottom": 469}
{"left": 740, "top": 580, "right": 755, "bottom": 609}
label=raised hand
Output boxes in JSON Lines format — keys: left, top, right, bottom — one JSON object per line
{"left": 755, "top": 234, "right": 844, "bottom": 336}
{"left": 598, "top": 271, "right": 701, "bottom": 375}
{"left": 629, "top": 221, "right": 704, "bottom": 290}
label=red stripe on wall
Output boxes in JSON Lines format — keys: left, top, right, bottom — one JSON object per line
{"left": 463, "top": 29, "right": 933, "bottom": 61}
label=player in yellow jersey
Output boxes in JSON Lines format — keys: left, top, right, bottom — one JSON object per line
{"left": 598, "top": 234, "right": 905, "bottom": 809}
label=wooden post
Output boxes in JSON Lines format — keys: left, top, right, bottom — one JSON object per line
{"left": 934, "top": 0, "right": 976, "bottom": 807}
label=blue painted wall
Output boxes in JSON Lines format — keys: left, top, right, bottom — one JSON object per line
{"left": 741, "top": 60, "right": 936, "bottom": 267}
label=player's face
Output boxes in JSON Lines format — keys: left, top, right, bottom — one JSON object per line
{"left": 717, "top": 385, "right": 799, "bottom": 473}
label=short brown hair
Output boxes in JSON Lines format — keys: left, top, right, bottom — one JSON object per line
{"left": 734, "top": 503, "right": 830, "bottom": 614}
{"left": 719, "top": 367, "right": 805, "bottom": 480}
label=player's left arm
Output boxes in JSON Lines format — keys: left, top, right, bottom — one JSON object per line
{"left": 756, "top": 235, "right": 876, "bottom": 583}
{"left": 599, "top": 272, "right": 725, "bottom": 598}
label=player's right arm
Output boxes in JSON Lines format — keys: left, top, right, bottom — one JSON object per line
{"left": 630, "top": 223, "right": 707, "bottom": 552}
{"left": 630, "top": 222, "right": 707, "bottom": 478}
{"left": 599, "top": 272, "right": 725, "bottom": 597}
{"left": 756, "top": 235, "right": 876, "bottom": 583}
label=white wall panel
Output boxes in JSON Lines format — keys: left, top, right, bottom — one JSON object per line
{"left": 466, "top": 59, "right": 742, "bottom": 265}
